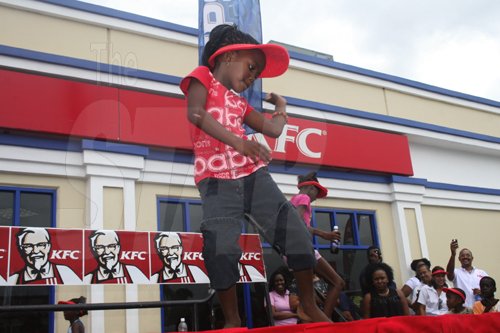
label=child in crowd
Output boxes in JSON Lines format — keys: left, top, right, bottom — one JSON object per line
{"left": 180, "top": 24, "right": 330, "bottom": 327}
{"left": 361, "top": 262, "right": 409, "bottom": 318}
{"left": 445, "top": 287, "right": 473, "bottom": 314}
{"left": 290, "top": 171, "right": 344, "bottom": 319}
{"left": 58, "top": 296, "right": 87, "bottom": 333}
{"left": 473, "top": 276, "right": 500, "bottom": 314}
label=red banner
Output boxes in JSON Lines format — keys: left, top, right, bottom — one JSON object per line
{"left": 0, "top": 226, "right": 266, "bottom": 286}
{"left": 0, "top": 69, "right": 413, "bottom": 176}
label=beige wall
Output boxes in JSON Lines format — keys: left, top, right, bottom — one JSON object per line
{"left": 265, "top": 68, "right": 389, "bottom": 116}
{"left": 103, "top": 186, "right": 124, "bottom": 230}
{"left": 2, "top": 3, "right": 499, "bottom": 139}
{"left": 385, "top": 90, "right": 500, "bottom": 137}
{"left": 404, "top": 208, "right": 422, "bottom": 261}
{"left": 422, "top": 205, "right": 500, "bottom": 281}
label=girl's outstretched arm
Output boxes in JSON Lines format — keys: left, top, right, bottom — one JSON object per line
{"left": 245, "top": 92, "right": 288, "bottom": 138}
{"left": 187, "top": 79, "right": 272, "bottom": 163}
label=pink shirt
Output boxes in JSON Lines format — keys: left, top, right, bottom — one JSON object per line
{"left": 180, "top": 66, "right": 266, "bottom": 184}
{"left": 269, "top": 290, "right": 297, "bottom": 326}
{"left": 290, "top": 194, "right": 312, "bottom": 226}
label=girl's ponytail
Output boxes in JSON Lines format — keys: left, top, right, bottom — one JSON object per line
{"left": 201, "top": 24, "right": 259, "bottom": 68}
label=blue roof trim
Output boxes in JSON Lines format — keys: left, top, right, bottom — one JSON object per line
{"left": 81, "top": 139, "right": 149, "bottom": 156}
{"left": 38, "top": 0, "right": 198, "bottom": 36}
{"left": 283, "top": 95, "right": 500, "bottom": 145}
{"left": 1, "top": 44, "right": 500, "bottom": 145}
{"left": 0, "top": 45, "right": 181, "bottom": 85}
{"left": 288, "top": 50, "right": 500, "bottom": 107}
{"left": 147, "top": 148, "right": 194, "bottom": 164}
{"left": 0, "top": 133, "right": 81, "bottom": 152}
{"left": 268, "top": 163, "right": 391, "bottom": 184}
{"left": 2, "top": 134, "right": 499, "bottom": 195}
{"left": 391, "top": 175, "right": 500, "bottom": 196}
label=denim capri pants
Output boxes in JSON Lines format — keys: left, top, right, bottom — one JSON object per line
{"left": 197, "top": 167, "right": 315, "bottom": 290}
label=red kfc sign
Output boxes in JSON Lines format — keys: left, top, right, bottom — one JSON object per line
{"left": 0, "top": 226, "right": 266, "bottom": 286}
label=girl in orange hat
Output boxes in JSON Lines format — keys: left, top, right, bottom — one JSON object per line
{"left": 180, "top": 24, "right": 330, "bottom": 327}
{"left": 58, "top": 296, "right": 87, "bottom": 333}
{"left": 290, "top": 171, "right": 344, "bottom": 320}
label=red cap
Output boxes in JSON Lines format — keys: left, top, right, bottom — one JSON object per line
{"left": 443, "top": 288, "right": 466, "bottom": 301}
{"left": 58, "top": 300, "right": 76, "bottom": 305}
{"left": 432, "top": 269, "right": 447, "bottom": 276}
{"left": 208, "top": 43, "right": 289, "bottom": 78}
{"left": 298, "top": 181, "right": 328, "bottom": 198}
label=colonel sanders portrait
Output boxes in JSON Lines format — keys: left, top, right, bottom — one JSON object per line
{"left": 8, "top": 227, "right": 81, "bottom": 285}
{"left": 151, "top": 232, "right": 209, "bottom": 283}
{"left": 84, "top": 230, "right": 148, "bottom": 284}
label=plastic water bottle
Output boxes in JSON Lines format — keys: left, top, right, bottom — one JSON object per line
{"left": 331, "top": 225, "right": 340, "bottom": 254}
{"left": 178, "top": 317, "right": 188, "bottom": 332}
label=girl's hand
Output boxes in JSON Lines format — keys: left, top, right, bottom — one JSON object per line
{"left": 265, "top": 92, "right": 286, "bottom": 107}
{"left": 322, "top": 230, "right": 341, "bottom": 242}
{"left": 237, "top": 140, "right": 272, "bottom": 163}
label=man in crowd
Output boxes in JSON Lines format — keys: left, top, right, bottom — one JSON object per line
{"left": 446, "top": 239, "right": 488, "bottom": 308}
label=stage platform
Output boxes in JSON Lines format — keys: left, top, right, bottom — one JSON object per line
{"left": 176, "top": 312, "right": 500, "bottom": 333}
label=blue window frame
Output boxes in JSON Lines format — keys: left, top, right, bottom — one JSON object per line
{"left": 260, "top": 207, "right": 380, "bottom": 293}
{"left": 0, "top": 186, "right": 56, "bottom": 333}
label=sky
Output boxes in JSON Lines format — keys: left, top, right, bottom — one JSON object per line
{"left": 80, "top": 0, "right": 500, "bottom": 102}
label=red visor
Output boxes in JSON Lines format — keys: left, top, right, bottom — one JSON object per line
{"left": 298, "top": 181, "right": 328, "bottom": 198}
{"left": 208, "top": 43, "right": 289, "bottom": 78}
{"left": 58, "top": 300, "right": 76, "bottom": 305}
{"left": 432, "top": 269, "right": 447, "bottom": 276}
{"left": 443, "top": 288, "right": 466, "bottom": 301}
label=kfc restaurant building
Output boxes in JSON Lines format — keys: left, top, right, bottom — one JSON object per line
{"left": 1, "top": 1, "right": 500, "bottom": 332}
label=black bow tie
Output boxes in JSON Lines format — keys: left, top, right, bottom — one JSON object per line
{"left": 168, "top": 268, "right": 181, "bottom": 278}
{"left": 31, "top": 268, "right": 46, "bottom": 279}
{"left": 103, "top": 268, "right": 116, "bottom": 276}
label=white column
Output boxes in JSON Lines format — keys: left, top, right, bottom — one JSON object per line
{"left": 390, "top": 182, "right": 426, "bottom": 282}
{"left": 83, "top": 150, "right": 144, "bottom": 333}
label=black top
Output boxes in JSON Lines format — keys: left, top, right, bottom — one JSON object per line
{"left": 370, "top": 288, "right": 404, "bottom": 318}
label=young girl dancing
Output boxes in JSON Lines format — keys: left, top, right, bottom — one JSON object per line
{"left": 58, "top": 296, "right": 87, "bottom": 333}
{"left": 290, "top": 171, "right": 344, "bottom": 319}
{"left": 180, "top": 24, "right": 331, "bottom": 327}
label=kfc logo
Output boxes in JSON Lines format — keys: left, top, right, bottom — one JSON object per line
{"left": 249, "top": 124, "right": 324, "bottom": 159}
{"left": 51, "top": 250, "right": 80, "bottom": 260}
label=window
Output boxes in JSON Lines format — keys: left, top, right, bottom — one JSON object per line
{"left": 313, "top": 209, "right": 379, "bottom": 292}
{"left": 261, "top": 208, "right": 380, "bottom": 293}
{"left": 0, "top": 187, "right": 56, "bottom": 333}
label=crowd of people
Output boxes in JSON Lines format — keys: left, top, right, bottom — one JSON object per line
{"left": 178, "top": 21, "right": 496, "bottom": 328}
{"left": 267, "top": 238, "right": 497, "bottom": 325}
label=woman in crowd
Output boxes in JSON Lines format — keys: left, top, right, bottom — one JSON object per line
{"left": 473, "top": 276, "right": 500, "bottom": 314}
{"left": 401, "top": 258, "right": 431, "bottom": 302}
{"left": 268, "top": 268, "right": 299, "bottom": 326}
{"left": 410, "top": 262, "right": 433, "bottom": 312}
{"left": 361, "top": 262, "right": 409, "bottom": 318}
{"left": 415, "top": 266, "right": 448, "bottom": 315}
